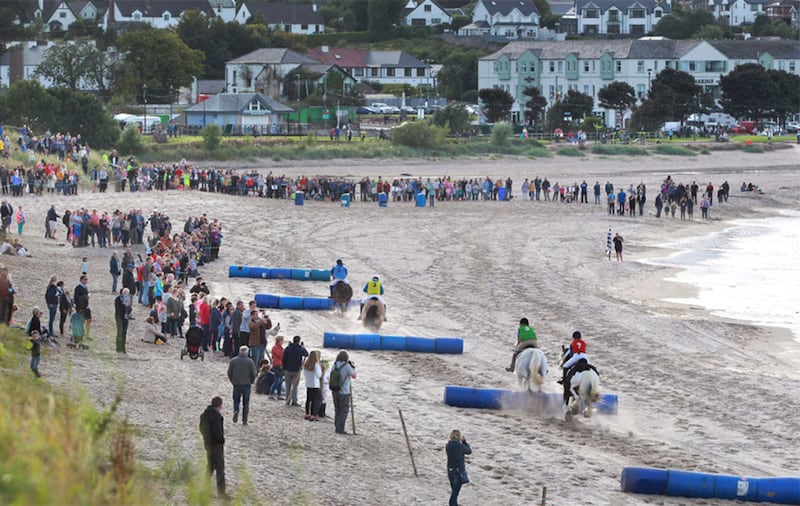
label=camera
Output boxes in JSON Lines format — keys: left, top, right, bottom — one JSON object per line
{"left": 348, "top": 360, "right": 355, "bottom": 368}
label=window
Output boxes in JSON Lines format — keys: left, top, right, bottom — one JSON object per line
{"left": 163, "top": 13, "right": 170, "bottom": 21}
{"left": 637, "top": 60, "right": 645, "bottom": 73}
{"left": 247, "top": 100, "right": 266, "bottom": 112}
{"left": 689, "top": 61, "right": 696, "bottom": 71}
{"left": 132, "top": 12, "right": 141, "bottom": 20}
{"left": 370, "top": 68, "right": 379, "bottom": 77}
{"left": 424, "top": 4, "right": 432, "bottom": 11}
{"left": 608, "top": 24, "right": 620, "bottom": 34}
{"left": 778, "top": 60, "right": 785, "bottom": 70}
{"left": 584, "top": 8, "right": 599, "bottom": 18}
{"left": 665, "top": 60, "right": 671, "bottom": 68}
{"left": 60, "top": 11, "right": 66, "bottom": 18}
{"left": 636, "top": 84, "right": 645, "bottom": 98}
{"left": 557, "top": 61, "right": 563, "bottom": 72}
{"left": 750, "top": 3, "right": 759, "bottom": 10}
{"left": 355, "top": 68, "right": 364, "bottom": 77}
{"left": 608, "top": 9, "right": 619, "bottom": 21}
{"left": 616, "top": 61, "right": 622, "bottom": 72}
{"left": 431, "top": 18, "right": 441, "bottom": 24}
{"left": 405, "top": 68, "right": 412, "bottom": 77}
{"left": 530, "top": 63, "right": 536, "bottom": 72}
{"left": 301, "top": 24, "right": 308, "bottom": 30}
{"left": 417, "top": 68, "right": 425, "bottom": 77}
{"left": 654, "top": 9, "right": 662, "bottom": 17}
{"left": 549, "top": 85, "right": 555, "bottom": 97}
{"left": 584, "top": 61, "right": 590, "bottom": 72}
{"left": 386, "top": 68, "right": 395, "bottom": 77}
{"left": 521, "top": 63, "right": 528, "bottom": 72}
{"left": 790, "top": 61, "right": 796, "bottom": 72}
{"left": 631, "top": 9, "right": 645, "bottom": 18}
{"left": 630, "top": 24, "right": 644, "bottom": 34}
{"left": 549, "top": 61, "right": 555, "bottom": 72}
{"left": 584, "top": 85, "right": 590, "bottom": 95}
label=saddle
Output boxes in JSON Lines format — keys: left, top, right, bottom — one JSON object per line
{"left": 564, "top": 359, "right": 599, "bottom": 385}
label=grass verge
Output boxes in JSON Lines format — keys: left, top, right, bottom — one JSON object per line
{"left": 654, "top": 144, "right": 696, "bottom": 156}
{"left": 557, "top": 148, "right": 586, "bottom": 157}
{"left": 591, "top": 144, "right": 649, "bottom": 156}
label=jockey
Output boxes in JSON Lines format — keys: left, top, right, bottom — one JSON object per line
{"left": 329, "top": 259, "right": 349, "bottom": 297}
{"left": 505, "top": 317, "right": 538, "bottom": 372}
{"left": 559, "top": 331, "right": 598, "bottom": 386}
{"left": 359, "top": 276, "right": 386, "bottom": 319}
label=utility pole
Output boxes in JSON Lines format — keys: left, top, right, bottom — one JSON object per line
{"left": 142, "top": 84, "right": 148, "bottom": 134}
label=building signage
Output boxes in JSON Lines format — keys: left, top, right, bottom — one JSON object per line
{"left": 695, "top": 78, "right": 718, "bottom": 85}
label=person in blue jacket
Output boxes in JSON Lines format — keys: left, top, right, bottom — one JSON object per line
{"left": 329, "top": 259, "right": 349, "bottom": 297}
{"left": 446, "top": 429, "right": 472, "bottom": 506}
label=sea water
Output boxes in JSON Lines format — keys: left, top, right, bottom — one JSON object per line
{"left": 645, "top": 211, "right": 800, "bottom": 340}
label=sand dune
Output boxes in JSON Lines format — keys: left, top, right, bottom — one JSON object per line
{"left": 5, "top": 145, "right": 800, "bottom": 505}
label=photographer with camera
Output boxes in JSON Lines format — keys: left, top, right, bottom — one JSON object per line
{"left": 283, "top": 335, "right": 309, "bottom": 406}
{"left": 331, "top": 350, "right": 357, "bottom": 435}
{"left": 190, "top": 277, "right": 210, "bottom": 296}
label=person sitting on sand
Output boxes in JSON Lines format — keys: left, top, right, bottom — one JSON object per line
{"left": 142, "top": 316, "right": 167, "bottom": 345}
{"left": 0, "top": 238, "right": 31, "bottom": 257}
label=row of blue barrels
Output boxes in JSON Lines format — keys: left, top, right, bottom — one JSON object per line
{"left": 254, "top": 293, "right": 333, "bottom": 311}
{"left": 443, "top": 386, "right": 618, "bottom": 415}
{"left": 229, "top": 266, "right": 330, "bottom": 281}
{"left": 621, "top": 466, "right": 800, "bottom": 504}
{"left": 323, "top": 332, "right": 463, "bottom": 354}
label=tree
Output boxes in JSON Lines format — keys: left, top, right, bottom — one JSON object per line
{"left": 432, "top": 103, "right": 471, "bottom": 134}
{"left": 438, "top": 50, "right": 482, "bottom": 101}
{"left": 522, "top": 86, "right": 547, "bottom": 125}
{"left": 767, "top": 69, "right": 800, "bottom": 124}
{"left": 0, "top": 1, "right": 31, "bottom": 56}
{"left": 598, "top": 82, "right": 636, "bottom": 127}
{"left": 367, "top": 0, "right": 405, "bottom": 41}
{"left": 544, "top": 90, "right": 594, "bottom": 132}
{"left": 648, "top": 68, "right": 702, "bottom": 123}
{"left": 653, "top": 14, "right": 688, "bottom": 39}
{"left": 34, "top": 40, "right": 120, "bottom": 100}
{"left": 693, "top": 24, "right": 724, "bottom": 39}
{"left": 720, "top": 63, "right": 775, "bottom": 121}
{"left": 117, "top": 28, "right": 204, "bottom": 102}
{"left": 478, "top": 88, "right": 515, "bottom": 123}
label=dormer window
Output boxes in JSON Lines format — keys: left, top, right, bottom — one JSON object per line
{"left": 132, "top": 12, "right": 141, "bottom": 20}
{"left": 247, "top": 100, "right": 267, "bottom": 112}
{"left": 163, "top": 13, "right": 171, "bottom": 21}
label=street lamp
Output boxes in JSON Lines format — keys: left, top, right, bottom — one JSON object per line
{"left": 554, "top": 75, "right": 559, "bottom": 102}
{"left": 295, "top": 73, "right": 301, "bottom": 103}
{"left": 647, "top": 68, "right": 652, "bottom": 92}
{"left": 142, "top": 84, "right": 147, "bottom": 134}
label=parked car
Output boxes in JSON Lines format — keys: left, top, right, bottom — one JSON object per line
{"left": 400, "top": 106, "right": 417, "bottom": 115}
{"left": 785, "top": 122, "right": 800, "bottom": 133}
{"left": 371, "top": 103, "right": 400, "bottom": 114}
{"left": 356, "top": 106, "right": 379, "bottom": 114}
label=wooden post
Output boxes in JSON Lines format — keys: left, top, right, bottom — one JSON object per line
{"left": 398, "top": 409, "right": 418, "bottom": 477}
{"left": 541, "top": 486, "right": 547, "bottom": 505}
{"left": 350, "top": 386, "right": 356, "bottom": 435}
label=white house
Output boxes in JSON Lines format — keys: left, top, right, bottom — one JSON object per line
{"left": 470, "top": 0, "right": 541, "bottom": 39}
{"left": 183, "top": 92, "right": 294, "bottom": 134}
{"left": 478, "top": 39, "right": 800, "bottom": 126}
{"left": 576, "top": 0, "right": 668, "bottom": 35}
{"left": 208, "top": 0, "right": 236, "bottom": 22}
{"left": 103, "top": 0, "right": 216, "bottom": 29}
{"left": 306, "top": 46, "right": 432, "bottom": 87}
{"left": 403, "top": 0, "right": 453, "bottom": 26}
{"left": 709, "top": 0, "right": 771, "bottom": 25}
{"left": 225, "top": 48, "right": 322, "bottom": 97}
{"left": 11, "top": 0, "right": 102, "bottom": 32}
{"left": 235, "top": 2, "right": 324, "bottom": 34}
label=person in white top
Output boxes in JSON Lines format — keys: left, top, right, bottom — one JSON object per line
{"left": 302, "top": 350, "right": 323, "bottom": 421}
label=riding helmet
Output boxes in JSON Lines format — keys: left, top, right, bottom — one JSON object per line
{"left": 336, "top": 259, "right": 343, "bottom": 265}
{"left": 572, "top": 331, "right": 582, "bottom": 339}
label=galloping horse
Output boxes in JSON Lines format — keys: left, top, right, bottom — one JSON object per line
{"left": 565, "top": 369, "right": 601, "bottom": 418}
{"left": 332, "top": 282, "right": 352, "bottom": 315}
{"left": 514, "top": 348, "right": 548, "bottom": 393}
{"left": 360, "top": 298, "right": 385, "bottom": 331}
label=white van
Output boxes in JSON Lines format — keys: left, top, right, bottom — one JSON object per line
{"left": 660, "top": 121, "right": 681, "bottom": 134}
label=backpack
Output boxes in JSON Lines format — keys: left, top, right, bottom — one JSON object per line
{"left": 329, "top": 363, "right": 346, "bottom": 392}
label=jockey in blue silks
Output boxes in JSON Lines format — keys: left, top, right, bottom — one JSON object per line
{"left": 330, "top": 259, "right": 349, "bottom": 297}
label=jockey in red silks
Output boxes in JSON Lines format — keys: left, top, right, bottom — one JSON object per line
{"left": 560, "top": 331, "right": 592, "bottom": 386}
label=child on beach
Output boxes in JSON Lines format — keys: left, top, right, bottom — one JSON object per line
{"left": 81, "top": 257, "right": 89, "bottom": 275}
{"left": 29, "top": 330, "right": 42, "bottom": 378}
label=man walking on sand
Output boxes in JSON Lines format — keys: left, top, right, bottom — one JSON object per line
{"left": 228, "top": 345, "right": 256, "bottom": 425}
{"left": 199, "top": 396, "right": 226, "bottom": 497}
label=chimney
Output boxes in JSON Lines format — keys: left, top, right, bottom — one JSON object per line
{"left": 321, "top": 45, "right": 329, "bottom": 53}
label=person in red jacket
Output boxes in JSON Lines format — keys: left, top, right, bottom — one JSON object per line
{"left": 196, "top": 293, "right": 211, "bottom": 351}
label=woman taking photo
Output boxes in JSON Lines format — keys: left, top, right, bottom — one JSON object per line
{"left": 446, "top": 429, "right": 472, "bottom": 506}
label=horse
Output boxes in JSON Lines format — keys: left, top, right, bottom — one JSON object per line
{"left": 565, "top": 369, "right": 601, "bottom": 419}
{"left": 514, "top": 348, "right": 548, "bottom": 393}
{"left": 360, "top": 298, "right": 385, "bottom": 331}
{"left": 332, "top": 282, "right": 352, "bottom": 315}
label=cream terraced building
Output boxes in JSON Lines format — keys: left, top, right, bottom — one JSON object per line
{"left": 478, "top": 38, "right": 800, "bottom": 127}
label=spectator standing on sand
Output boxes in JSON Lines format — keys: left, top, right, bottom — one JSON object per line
{"left": 332, "top": 350, "right": 357, "bottom": 435}
{"left": 269, "top": 335, "right": 286, "bottom": 399}
{"left": 15, "top": 206, "right": 25, "bottom": 235}
{"left": 109, "top": 252, "right": 121, "bottom": 294}
{"left": 613, "top": 233, "right": 624, "bottom": 261}
{"left": 199, "top": 396, "right": 226, "bottom": 497}
{"left": 283, "top": 335, "right": 308, "bottom": 407}
{"left": 227, "top": 345, "right": 256, "bottom": 425}
{"left": 45, "top": 275, "right": 59, "bottom": 337}
{"left": 446, "top": 429, "right": 472, "bottom": 506}
{"left": 303, "top": 350, "right": 323, "bottom": 421}
{"left": 114, "top": 288, "right": 132, "bottom": 353}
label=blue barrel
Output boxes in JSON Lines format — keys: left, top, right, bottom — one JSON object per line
{"left": 310, "top": 269, "right": 331, "bottom": 281}
{"left": 323, "top": 332, "right": 354, "bottom": 349}
{"left": 228, "top": 265, "right": 250, "bottom": 278}
{"left": 378, "top": 192, "right": 388, "bottom": 207}
{"left": 415, "top": 192, "right": 426, "bottom": 207}
{"left": 498, "top": 186, "right": 508, "bottom": 201}
{"left": 381, "top": 335, "right": 406, "bottom": 351}
{"left": 434, "top": 337, "right": 464, "bottom": 354}
{"left": 666, "top": 470, "right": 716, "bottom": 499}
{"left": 406, "top": 336, "right": 436, "bottom": 353}
{"left": 757, "top": 477, "right": 800, "bottom": 504}
{"left": 279, "top": 296, "right": 304, "bottom": 310}
{"left": 341, "top": 193, "right": 351, "bottom": 208}
{"left": 290, "top": 268, "right": 311, "bottom": 280}
{"left": 302, "top": 297, "right": 333, "bottom": 310}
{"left": 620, "top": 467, "right": 669, "bottom": 495}
{"left": 254, "top": 294, "right": 280, "bottom": 309}
{"left": 250, "top": 267, "right": 271, "bottom": 279}
{"left": 353, "top": 333, "right": 381, "bottom": 350}
{"left": 271, "top": 268, "right": 291, "bottom": 279}
{"left": 597, "top": 393, "right": 618, "bottom": 414}
{"left": 443, "top": 386, "right": 505, "bottom": 410}
{"left": 715, "top": 475, "right": 759, "bottom": 502}
{"left": 295, "top": 191, "right": 304, "bottom": 205}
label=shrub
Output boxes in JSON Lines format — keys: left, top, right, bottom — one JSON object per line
{"left": 557, "top": 147, "right": 586, "bottom": 157}
{"left": 591, "top": 144, "right": 649, "bottom": 156}
{"left": 391, "top": 121, "right": 447, "bottom": 148}
{"left": 201, "top": 125, "right": 223, "bottom": 151}
{"left": 491, "top": 122, "right": 513, "bottom": 146}
{"left": 116, "top": 125, "right": 145, "bottom": 156}
{"left": 742, "top": 144, "right": 764, "bottom": 153}
{"left": 654, "top": 144, "right": 696, "bottom": 156}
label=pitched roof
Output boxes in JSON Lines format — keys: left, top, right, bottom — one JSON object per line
{"left": 197, "top": 79, "right": 226, "bottom": 94}
{"left": 228, "top": 47, "right": 319, "bottom": 65}
{"left": 244, "top": 2, "right": 323, "bottom": 24}
{"left": 365, "top": 50, "right": 427, "bottom": 67}
{"left": 113, "top": 0, "right": 215, "bottom": 17}
{"left": 306, "top": 47, "right": 369, "bottom": 67}
{"left": 185, "top": 93, "right": 294, "bottom": 113}
{"left": 576, "top": 0, "right": 667, "bottom": 12}
{"left": 478, "top": 0, "right": 539, "bottom": 16}
{"left": 481, "top": 40, "right": 636, "bottom": 60}
{"left": 13, "top": 0, "right": 41, "bottom": 23}
{"left": 709, "top": 39, "right": 800, "bottom": 59}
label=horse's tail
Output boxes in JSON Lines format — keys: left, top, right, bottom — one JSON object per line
{"left": 584, "top": 372, "right": 601, "bottom": 402}
{"left": 531, "top": 350, "right": 547, "bottom": 385}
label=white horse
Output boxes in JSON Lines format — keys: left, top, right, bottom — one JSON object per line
{"left": 514, "top": 348, "right": 548, "bottom": 393}
{"left": 566, "top": 369, "right": 601, "bottom": 418}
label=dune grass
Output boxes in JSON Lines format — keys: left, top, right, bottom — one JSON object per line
{"left": 653, "top": 144, "right": 697, "bottom": 156}
{"left": 557, "top": 147, "right": 586, "bottom": 157}
{"left": 591, "top": 144, "right": 649, "bottom": 156}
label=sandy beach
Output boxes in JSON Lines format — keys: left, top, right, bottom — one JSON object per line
{"left": 5, "top": 145, "right": 800, "bottom": 505}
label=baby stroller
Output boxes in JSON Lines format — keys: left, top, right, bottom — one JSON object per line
{"left": 181, "top": 326, "right": 204, "bottom": 361}
{"left": 68, "top": 311, "right": 88, "bottom": 350}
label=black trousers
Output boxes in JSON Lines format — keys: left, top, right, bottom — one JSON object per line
{"left": 205, "top": 444, "right": 225, "bottom": 494}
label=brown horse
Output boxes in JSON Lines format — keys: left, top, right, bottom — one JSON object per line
{"left": 360, "top": 298, "right": 385, "bottom": 331}
{"left": 332, "top": 282, "right": 352, "bottom": 315}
